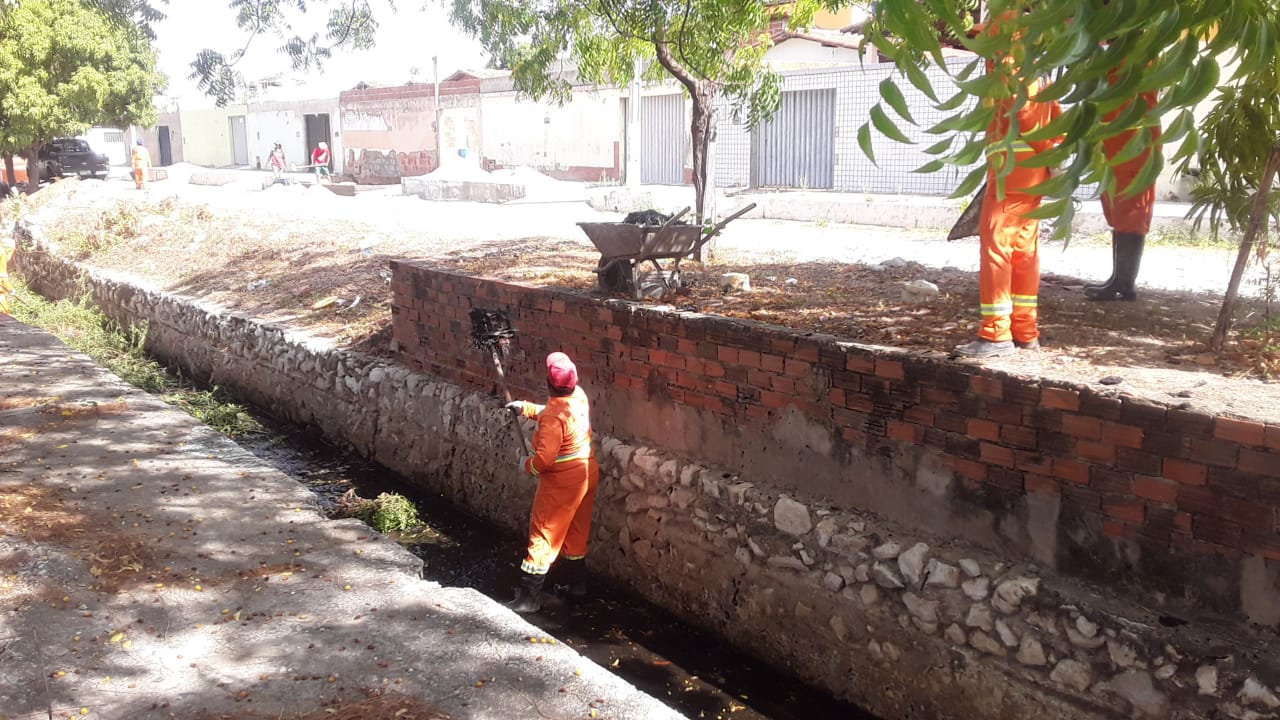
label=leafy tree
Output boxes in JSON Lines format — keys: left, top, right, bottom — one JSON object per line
{"left": 190, "top": 0, "right": 387, "bottom": 106}
{"left": 449, "top": 0, "right": 850, "bottom": 226}
{"left": 864, "top": 0, "right": 1280, "bottom": 349}
{"left": 0, "top": 0, "right": 162, "bottom": 191}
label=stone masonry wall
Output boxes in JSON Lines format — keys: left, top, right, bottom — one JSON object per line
{"left": 13, "top": 223, "right": 1280, "bottom": 720}
{"left": 388, "top": 261, "right": 1280, "bottom": 627}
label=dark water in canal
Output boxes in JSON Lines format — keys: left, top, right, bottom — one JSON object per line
{"left": 235, "top": 418, "right": 878, "bottom": 720}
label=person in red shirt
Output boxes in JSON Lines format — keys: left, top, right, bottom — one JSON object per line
{"left": 502, "top": 352, "right": 600, "bottom": 613}
{"left": 310, "top": 142, "right": 331, "bottom": 182}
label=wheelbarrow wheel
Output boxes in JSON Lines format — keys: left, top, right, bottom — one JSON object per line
{"left": 597, "top": 259, "right": 634, "bottom": 294}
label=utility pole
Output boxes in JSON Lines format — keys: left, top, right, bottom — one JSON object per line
{"left": 433, "top": 55, "right": 442, "bottom": 170}
{"left": 625, "top": 57, "right": 642, "bottom": 187}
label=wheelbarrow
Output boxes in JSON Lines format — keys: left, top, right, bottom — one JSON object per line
{"left": 578, "top": 203, "right": 757, "bottom": 299}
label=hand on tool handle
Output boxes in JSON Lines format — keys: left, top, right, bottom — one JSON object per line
{"left": 505, "top": 400, "right": 525, "bottom": 416}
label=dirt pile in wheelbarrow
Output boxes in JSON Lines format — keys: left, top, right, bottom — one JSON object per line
{"left": 622, "top": 209, "right": 688, "bottom": 226}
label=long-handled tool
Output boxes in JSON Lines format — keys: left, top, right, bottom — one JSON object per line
{"left": 469, "top": 308, "right": 533, "bottom": 456}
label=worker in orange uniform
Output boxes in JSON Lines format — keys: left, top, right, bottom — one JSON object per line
{"left": 1084, "top": 85, "right": 1162, "bottom": 301}
{"left": 502, "top": 351, "right": 599, "bottom": 613}
{"left": 956, "top": 17, "right": 1064, "bottom": 358}
{"left": 0, "top": 231, "right": 15, "bottom": 316}
{"left": 131, "top": 139, "right": 151, "bottom": 191}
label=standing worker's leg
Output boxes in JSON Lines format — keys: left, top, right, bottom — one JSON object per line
{"left": 1007, "top": 192, "right": 1043, "bottom": 348}
{"left": 554, "top": 463, "right": 599, "bottom": 599}
{"left": 957, "top": 183, "right": 1017, "bottom": 358}
{"left": 508, "top": 475, "right": 591, "bottom": 613}
{"left": 0, "top": 238, "right": 15, "bottom": 316}
{"left": 133, "top": 166, "right": 145, "bottom": 190}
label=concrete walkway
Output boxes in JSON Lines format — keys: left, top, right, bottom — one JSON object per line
{"left": 0, "top": 315, "right": 682, "bottom": 720}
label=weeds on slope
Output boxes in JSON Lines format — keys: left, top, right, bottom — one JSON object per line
{"left": 10, "top": 284, "right": 263, "bottom": 437}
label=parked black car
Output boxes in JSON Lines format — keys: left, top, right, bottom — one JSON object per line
{"left": 38, "top": 138, "right": 110, "bottom": 180}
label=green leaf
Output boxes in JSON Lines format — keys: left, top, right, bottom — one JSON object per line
{"left": 936, "top": 89, "right": 970, "bottom": 112}
{"left": 879, "top": 77, "right": 916, "bottom": 125}
{"left": 912, "top": 159, "right": 946, "bottom": 174}
{"left": 870, "top": 103, "right": 914, "bottom": 144}
{"left": 1116, "top": 148, "right": 1164, "bottom": 199}
{"left": 857, "top": 122, "right": 877, "bottom": 166}
{"left": 948, "top": 165, "right": 987, "bottom": 200}
{"left": 1022, "top": 196, "right": 1074, "bottom": 221}
{"left": 923, "top": 136, "right": 956, "bottom": 156}
{"left": 902, "top": 61, "right": 939, "bottom": 103}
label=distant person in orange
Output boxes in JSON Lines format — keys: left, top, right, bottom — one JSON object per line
{"left": 1084, "top": 83, "right": 1162, "bottom": 301}
{"left": 956, "top": 14, "right": 1064, "bottom": 358}
{"left": 310, "top": 142, "right": 331, "bottom": 182}
{"left": 502, "top": 352, "right": 599, "bottom": 613}
{"left": 130, "top": 140, "right": 151, "bottom": 190}
{"left": 0, "top": 231, "right": 15, "bottom": 316}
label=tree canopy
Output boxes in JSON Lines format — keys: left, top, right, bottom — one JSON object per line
{"left": 0, "top": 0, "right": 162, "bottom": 157}
{"left": 190, "top": 0, "right": 387, "bottom": 106}
{"left": 449, "top": 0, "right": 850, "bottom": 222}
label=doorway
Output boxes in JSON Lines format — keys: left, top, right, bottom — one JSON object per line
{"left": 230, "top": 116, "right": 248, "bottom": 166}
{"left": 304, "top": 113, "right": 332, "bottom": 169}
{"left": 158, "top": 126, "right": 173, "bottom": 166}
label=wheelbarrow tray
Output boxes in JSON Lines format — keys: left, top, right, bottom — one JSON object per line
{"left": 577, "top": 222, "right": 705, "bottom": 262}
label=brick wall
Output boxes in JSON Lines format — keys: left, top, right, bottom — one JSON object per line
{"left": 391, "top": 261, "right": 1280, "bottom": 619}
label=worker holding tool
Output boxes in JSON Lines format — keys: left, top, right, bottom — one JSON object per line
{"left": 0, "top": 231, "right": 15, "bottom": 316}
{"left": 502, "top": 351, "right": 599, "bottom": 613}
{"left": 955, "top": 13, "right": 1064, "bottom": 359}
{"left": 1084, "top": 81, "right": 1162, "bottom": 302}
{"left": 310, "top": 142, "right": 331, "bottom": 183}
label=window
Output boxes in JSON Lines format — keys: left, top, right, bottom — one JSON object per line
{"left": 104, "top": 131, "right": 124, "bottom": 144}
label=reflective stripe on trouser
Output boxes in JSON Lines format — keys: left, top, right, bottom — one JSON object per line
{"left": 521, "top": 459, "right": 599, "bottom": 575}
{"left": 979, "top": 183, "right": 1041, "bottom": 344}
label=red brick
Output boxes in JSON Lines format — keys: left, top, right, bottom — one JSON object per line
{"left": 1215, "top": 417, "right": 1267, "bottom": 447}
{"left": 1104, "top": 500, "right": 1145, "bottom": 524}
{"left": 1001, "top": 424, "right": 1038, "bottom": 450}
{"left": 1091, "top": 467, "right": 1133, "bottom": 496}
{"left": 1189, "top": 437, "right": 1240, "bottom": 469}
{"left": 952, "top": 457, "right": 989, "bottom": 483}
{"left": 1041, "top": 387, "right": 1081, "bottom": 411}
{"left": 1134, "top": 475, "right": 1178, "bottom": 504}
{"left": 793, "top": 343, "right": 820, "bottom": 363}
{"left": 1239, "top": 449, "right": 1280, "bottom": 479}
{"left": 980, "top": 442, "right": 1016, "bottom": 468}
{"left": 1026, "top": 474, "right": 1060, "bottom": 495}
{"left": 716, "top": 346, "right": 739, "bottom": 364}
{"left": 1103, "top": 520, "right": 1137, "bottom": 539}
{"left": 875, "top": 359, "right": 904, "bottom": 380}
{"left": 1053, "top": 459, "right": 1091, "bottom": 485}
{"left": 904, "top": 406, "right": 935, "bottom": 427}
{"left": 768, "top": 375, "right": 797, "bottom": 395}
{"left": 1176, "top": 485, "right": 1220, "bottom": 515}
{"left": 1192, "top": 515, "right": 1243, "bottom": 548}
{"left": 1077, "top": 440, "right": 1117, "bottom": 466}
{"left": 760, "top": 391, "right": 790, "bottom": 409}
{"left": 703, "top": 361, "right": 726, "bottom": 379}
{"left": 888, "top": 421, "right": 924, "bottom": 443}
{"left": 785, "top": 358, "right": 812, "bottom": 378}
{"left": 846, "top": 353, "right": 875, "bottom": 374}
{"left": 967, "top": 418, "right": 1001, "bottom": 442}
{"left": 738, "top": 350, "right": 762, "bottom": 369}
{"left": 1101, "top": 421, "right": 1145, "bottom": 450}
{"left": 1062, "top": 414, "right": 1102, "bottom": 440}
{"left": 970, "top": 374, "right": 1003, "bottom": 399}
{"left": 1163, "top": 458, "right": 1207, "bottom": 486}
{"left": 1220, "top": 496, "right": 1273, "bottom": 531}
{"left": 843, "top": 427, "right": 868, "bottom": 445}
{"left": 761, "top": 353, "right": 785, "bottom": 373}
{"left": 1015, "top": 450, "right": 1055, "bottom": 475}
{"left": 1267, "top": 425, "right": 1280, "bottom": 452}
{"left": 1117, "top": 448, "right": 1163, "bottom": 476}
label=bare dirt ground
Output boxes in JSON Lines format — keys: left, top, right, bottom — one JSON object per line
{"left": 12, "top": 174, "right": 1280, "bottom": 424}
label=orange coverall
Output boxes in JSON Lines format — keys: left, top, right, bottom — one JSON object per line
{"left": 0, "top": 233, "right": 14, "bottom": 316}
{"left": 978, "top": 74, "right": 1064, "bottom": 345}
{"left": 131, "top": 144, "right": 151, "bottom": 190}
{"left": 516, "top": 386, "right": 599, "bottom": 576}
{"left": 1101, "top": 87, "right": 1161, "bottom": 235}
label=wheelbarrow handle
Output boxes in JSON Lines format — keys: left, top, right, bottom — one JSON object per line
{"left": 697, "top": 203, "right": 757, "bottom": 246}
{"left": 662, "top": 207, "right": 692, "bottom": 229}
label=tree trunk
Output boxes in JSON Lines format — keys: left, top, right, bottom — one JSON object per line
{"left": 2, "top": 154, "right": 14, "bottom": 187}
{"left": 689, "top": 87, "right": 712, "bottom": 224}
{"left": 23, "top": 144, "right": 41, "bottom": 195}
{"left": 1210, "top": 145, "right": 1280, "bottom": 351}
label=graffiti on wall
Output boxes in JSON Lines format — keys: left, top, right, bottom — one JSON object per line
{"left": 342, "top": 111, "right": 390, "bottom": 133}
{"left": 347, "top": 148, "right": 438, "bottom": 185}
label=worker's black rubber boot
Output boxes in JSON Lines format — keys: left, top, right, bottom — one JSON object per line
{"left": 1085, "top": 231, "right": 1120, "bottom": 291}
{"left": 504, "top": 571, "right": 545, "bottom": 614}
{"left": 554, "top": 558, "right": 588, "bottom": 600}
{"left": 1085, "top": 232, "right": 1145, "bottom": 301}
